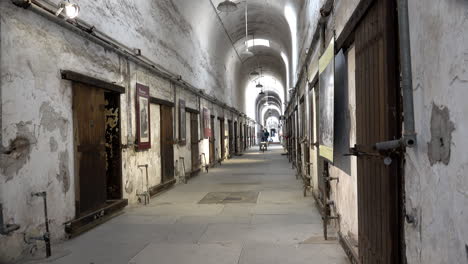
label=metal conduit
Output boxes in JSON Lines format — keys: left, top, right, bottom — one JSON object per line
{"left": 11, "top": 0, "right": 254, "bottom": 124}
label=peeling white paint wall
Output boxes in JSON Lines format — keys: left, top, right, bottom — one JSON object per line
{"left": 405, "top": 1, "right": 468, "bottom": 263}
{"left": 329, "top": 45, "right": 358, "bottom": 246}
{"left": 0, "top": 0, "right": 251, "bottom": 262}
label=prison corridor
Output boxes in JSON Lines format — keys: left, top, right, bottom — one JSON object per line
{"left": 42, "top": 146, "right": 348, "bottom": 264}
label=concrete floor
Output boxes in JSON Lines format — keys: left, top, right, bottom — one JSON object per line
{"left": 28, "top": 145, "right": 349, "bottom": 264}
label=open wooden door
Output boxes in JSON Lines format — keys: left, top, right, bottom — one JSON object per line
{"left": 355, "top": 0, "right": 402, "bottom": 263}
{"left": 160, "top": 105, "right": 174, "bottom": 183}
{"left": 234, "top": 121, "right": 238, "bottom": 154}
{"left": 219, "top": 119, "right": 225, "bottom": 160}
{"left": 209, "top": 116, "right": 215, "bottom": 165}
{"left": 228, "top": 120, "right": 233, "bottom": 156}
{"left": 190, "top": 113, "right": 200, "bottom": 173}
{"left": 73, "top": 83, "right": 107, "bottom": 216}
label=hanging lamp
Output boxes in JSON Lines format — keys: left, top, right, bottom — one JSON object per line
{"left": 243, "top": 0, "right": 254, "bottom": 56}
{"left": 217, "top": 0, "right": 238, "bottom": 12}
{"left": 250, "top": 69, "right": 260, "bottom": 76}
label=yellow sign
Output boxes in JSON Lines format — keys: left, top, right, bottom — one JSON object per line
{"left": 319, "top": 39, "right": 334, "bottom": 74}
{"left": 319, "top": 145, "right": 334, "bottom": 162}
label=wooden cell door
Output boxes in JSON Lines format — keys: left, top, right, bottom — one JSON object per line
{"left": 234, "top": 121, "right": 238, "bottom": 154}
{"left": 160, "top": 105, "right": 174, "bottom": 183}
{"left": 355, "top": 0, "right": 402, "bottom": 263}
{"left": 190, "top": 113, "right": 200, "bottom": 172}
{"left": 209, "top": 116, "right": 215, "bottom": 164}
{"left": 73, "top": 83, "right": 107, "bottom": 216}
{"left": 219, "top": 119, "right": 225, "bottom": 160}
{"left": 228, "top": 120, "right": 233, "bottom": 156}
{"left": 244, "top": 124, "right": 249, "bottom": 150}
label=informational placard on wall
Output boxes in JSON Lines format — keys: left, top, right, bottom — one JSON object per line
{"left": 203, "top": 107, "right": 211, "bottom": 139}
{"left": 136, "top": 83, "right": 151, "bottom": 150}
{"left": 318, "top": 39, "right": 335, "bottom": 162}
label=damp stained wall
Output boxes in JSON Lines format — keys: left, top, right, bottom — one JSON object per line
{"left": 0, "top": 2, "right": 120, "bottom": 261}
{"left": 296, "top": 0, "right": 363, "bottom": 254}
{"left": 328, "top": 45, "right": 358, "bottom": 246}
{"left": 0, "top": 0, "right": 248, "bottom": 262}
{"left": 405, "top": 1, "right": 468, "bottom": 263}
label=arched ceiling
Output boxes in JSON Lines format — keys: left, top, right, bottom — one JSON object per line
{"left": 208, "top": 0, "right": 303, "bottom": 120}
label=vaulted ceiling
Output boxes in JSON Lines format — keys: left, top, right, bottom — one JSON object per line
{"left": 208, "top": 0, "right": 304, "bottom": 121}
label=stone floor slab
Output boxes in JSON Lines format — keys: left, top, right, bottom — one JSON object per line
{"left": 128, "top": 243, "right": 243, "bottom": 264}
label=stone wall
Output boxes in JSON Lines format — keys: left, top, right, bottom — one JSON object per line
{"left": 0, "top": 1, "right": 252, "bottom": 262}
{"left": 405, "top": 1, "right": 468, "bottom": 263}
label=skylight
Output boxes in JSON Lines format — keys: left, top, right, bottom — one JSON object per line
{"left": 245, "top": 39, "right": 270, "bottom": 48}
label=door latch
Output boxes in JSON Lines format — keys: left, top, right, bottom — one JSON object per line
{"left": 345, "top": 145, "right": 380, "bottom": 157}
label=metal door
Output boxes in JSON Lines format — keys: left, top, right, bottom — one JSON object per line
{"left": 73, "top": 83, "right": 107, "bottom": 216}
{"left": 355, "top": 0, "right": 402, "bottom": 262}
{"left": 160, "top": 105, "right": 174, "bottom": 182}
{"left": 190, "top": 113, "right": 200, "bottom": 172}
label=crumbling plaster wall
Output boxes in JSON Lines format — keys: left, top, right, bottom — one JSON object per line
{"left": 55, "top": 0, "right": 240, "bottom": 104}
{"left": 296, "top": 0, "right": 361, "bottom": 248}
{"left": 328, "top": 45, "right": 358, "bottom": 245}
{"left": 405, "top": 1, "right": 468, "bottom": 263}
{"left": 174, "top": 87, "right": 198, "bottom": 177}
{"left": 0, "top": 0, "right": 247, "bottom": 262}
{"left": 0, "top": 3, "right": 121, "bottom": 261}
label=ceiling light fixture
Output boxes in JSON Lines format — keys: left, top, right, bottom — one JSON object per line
{"left": 250, "top": 69, "right": 260, "bottom": 76}
{"left": 55, "top": 0, "right": 80, "bottom": 19}
{"left": 217, "top": 0, "right": 238, "bottom": 12}
{"left": 242, "top": 0, "right": 254, "bottom": 57}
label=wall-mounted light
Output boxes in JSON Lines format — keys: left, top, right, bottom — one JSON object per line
{"left": 217, "top": 0, "right": 238, "bottom": 12}
{"left": 55, "top": 0, "right": 80, "bottom": 19}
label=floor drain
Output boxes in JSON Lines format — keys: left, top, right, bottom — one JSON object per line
{"left": 198, "top": 191, "right": 259, "bottom": 204}
{"left": 224, "top": 197, "right": 242, "bottom": 201}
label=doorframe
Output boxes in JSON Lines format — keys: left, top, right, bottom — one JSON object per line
{"left": 63, "top": 70, "right": 127, "bottom": 237}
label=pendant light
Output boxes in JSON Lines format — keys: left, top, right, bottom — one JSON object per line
{"left": 243, "top": 0, "right": 254, "bottom": 56}
{"left": 256, "top": 66, "right": 264, "bottom": 88}
{"left": 217, "top": 0, "right": 238, "bottom": 12}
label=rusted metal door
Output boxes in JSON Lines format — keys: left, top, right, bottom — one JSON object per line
{"left": 355, "top": 0, "right": 402, "bottom": 263}
{"left": 190, "top": 113, "right": 199, "bottom": 172}
{"left": 219, "top": 119, "right": 225, "bottom": 159}
{"left": 160, "top": 105, "right": 174, "bottom": 182}
{"left": 73, "top": 83, "right": 107, "bottom": 216}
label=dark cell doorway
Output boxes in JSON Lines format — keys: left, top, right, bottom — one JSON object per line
{"left": 209, "top": 116, "right": 215, "bottom": 165}
{"left": 72, "top": 83, "right": 122, "bottom": 217}
{"left": 160, "top": 105, "right": 174, "bottom": 183}
{"left": 219, "top": 118, "right": 225, "bottom": 160}
{"left": 228, "top": 120, "right": 234, "bottom": 156}
{"left": 190, "top": 112, "right": 200, "bottom": 174}
{"left": 234, "top": 121, "right": 238, "bottom": 154}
